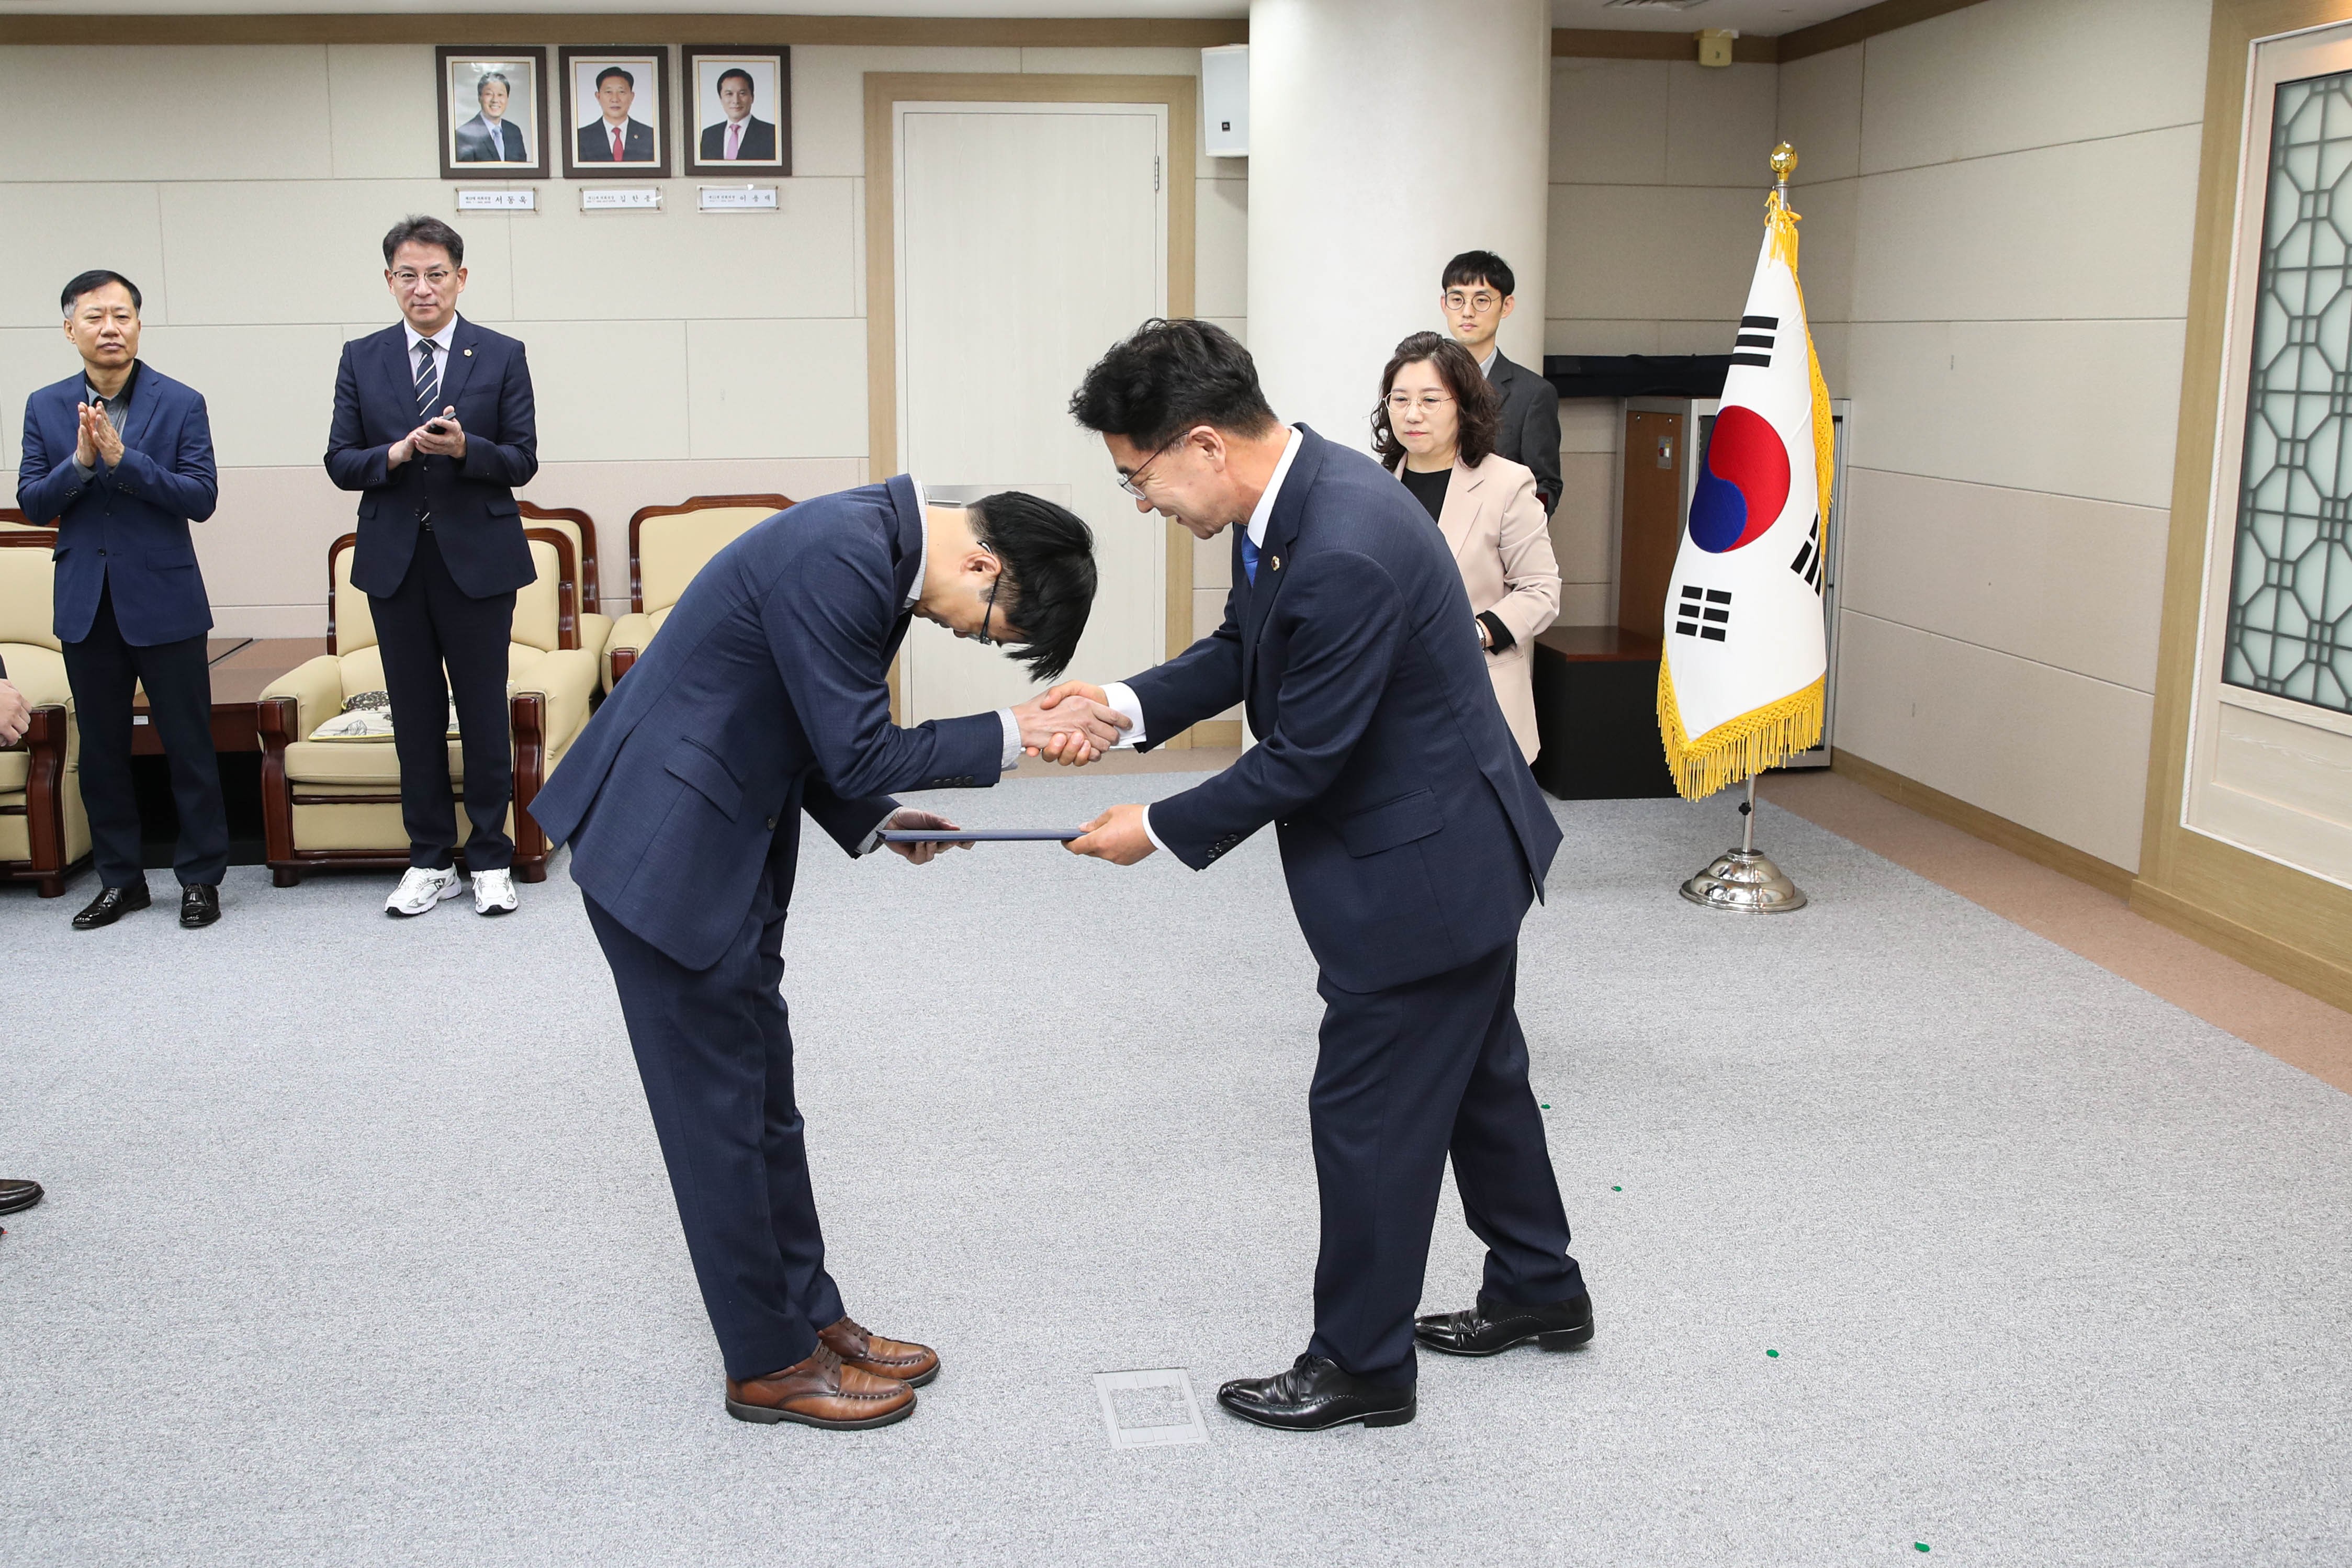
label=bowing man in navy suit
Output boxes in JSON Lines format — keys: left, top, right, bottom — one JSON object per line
{"left": 17, "top": 269, "right": 227, "bottom": 932}
{"left": 526, "top": 483, "right": 1126, "bottom": 1430}
{"left": 1058, "top": 320, "right": 1588, "bottom": 1432}
{"left": 325, "top": 216, "right": 539, "bottom": 919}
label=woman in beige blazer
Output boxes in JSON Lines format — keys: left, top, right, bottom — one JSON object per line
{"left": 1373, "top": 331, "right": 1561, "bottom": 761}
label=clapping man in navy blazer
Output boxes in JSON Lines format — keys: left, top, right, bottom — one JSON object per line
{"left": 1055, "top": 320, "right": 1590, "bottom": 1432}
{"left": 325, "top": 216, "right": 538, "bottom": 919}
{"left": 17, "top": 270, "right": 228, "bottom": 931}
{"left": 528, "top": 481, "right": 1127, "bottom": 1430}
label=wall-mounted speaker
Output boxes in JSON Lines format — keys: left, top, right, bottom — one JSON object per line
{"left": 1201, "top": 44, "right": 1248, "bottom": 159}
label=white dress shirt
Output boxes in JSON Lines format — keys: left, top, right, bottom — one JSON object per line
{"left": 723, "top": 116, "right": 749, "bottom": 159}
{"left": 1100, "top": 423, "right": 1304, "bottom": 853}
{"left": 403, "top": 318, "right": 457, "bottom": 411}
{"left": 1478, "top": 346, "right": 1499, "bottom": 378}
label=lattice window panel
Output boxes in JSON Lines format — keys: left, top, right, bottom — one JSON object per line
{"left": 2227, "top": 72, "right": 2352, "bottom": 712}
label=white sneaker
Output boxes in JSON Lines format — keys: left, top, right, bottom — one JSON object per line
{"left": 386, "top": 866, "right": 464, "bottom": 917}
{"left": 473, "top": 868, "right": 518, "bottom": 916}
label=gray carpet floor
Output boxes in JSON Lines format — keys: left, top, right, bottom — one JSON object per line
{"left": 3, "top": 776, "right": 2348, "bottom": 1567}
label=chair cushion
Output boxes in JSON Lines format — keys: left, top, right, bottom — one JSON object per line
{"left": 639, "top": 507, "right": 773, "bottom": 614}
{"left": 285, "top": 736, "right": 492, "bottom": 786}
{"left": 0, "top": 752, "right": 24, "bottom": 792}
{"left": 0, "top": 551, "right": 60, "bottom": 653}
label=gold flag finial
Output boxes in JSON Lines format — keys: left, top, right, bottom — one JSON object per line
{"left": 1770, "top": 142, "right": 1798, "bottom": 185}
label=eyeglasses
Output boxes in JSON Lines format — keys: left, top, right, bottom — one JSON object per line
{"left": 1443, "top": 290, "right": 1502, "bottom": 315}
{"left": 1117, "top": 431, "right": 1193, "bottom": 501}
{"left": 1386, "top": 392, "right": 1455, "bottom": 413}
{"left": 974, "top": 543, "right": 1001, "bottom": 647}
{"left": 392, "top": 269, "right": 454, "bottom": 287}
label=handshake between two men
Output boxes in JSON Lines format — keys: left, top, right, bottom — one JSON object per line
{"left": 884, "top": 682, "right": 1151, "bottom": 870}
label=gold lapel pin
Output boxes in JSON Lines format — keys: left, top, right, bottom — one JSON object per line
{"left": 463, "top": 348, "right": 473, "bottom": 357}
{"left": 1270, "top": 555, "right": 1281, "bottom": 571}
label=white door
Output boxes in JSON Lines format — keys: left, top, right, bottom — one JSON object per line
{"left": 895, "top": 101, "right": 1168, "bottom": 723}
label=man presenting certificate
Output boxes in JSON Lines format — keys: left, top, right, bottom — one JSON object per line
{"left": 528, "top": 481, "right": 1124, "bottom": 1429}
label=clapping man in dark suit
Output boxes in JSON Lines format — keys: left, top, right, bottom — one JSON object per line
{"left": 324, "top": 216, "right": 539, "bottom": 918}
{"left": 453, "top": 70, "right": 527, "bottom": 163}
{"left": 1442, "top": 251, "right": 1562, "bottom": 515}
{"left": 529, "top": 483, "right": 1125, "bottom": 1430}
{"left": 699, "top": 68, "right": 777, "bottom": 162}
{"left": 1054, "top": 320, "right": 1590, "bottom": 1432}
{"left": 17, "top": 270, "right": 228, "bottom": 931}
{"left": 577, "top": 65, "right": 655, "bottom": 162}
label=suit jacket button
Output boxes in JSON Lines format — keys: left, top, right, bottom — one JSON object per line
{"left": 765, "top": 816, "right": 778, "bottom": 830}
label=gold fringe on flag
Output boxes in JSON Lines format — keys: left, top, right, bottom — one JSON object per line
{"left": 1652, "top": 184, "right": 1835, "bottom": 802}
{"left": 1658, "top": 663, "right": 1825, "bottom": 801}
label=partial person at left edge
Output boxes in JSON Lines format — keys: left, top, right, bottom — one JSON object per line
{"left": 16, "top": 269, "right": 229, "bottom": 932}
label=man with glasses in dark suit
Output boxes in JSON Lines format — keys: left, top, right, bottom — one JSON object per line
{"left": 1441, "top": 250, "right": 1562, "bottom": 516}
{"left": 325, "top": 215, "right": 539, "bottom": 919}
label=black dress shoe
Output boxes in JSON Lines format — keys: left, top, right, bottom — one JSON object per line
{"left": 1414, "top": 1290, "right": 1593, "bottom": 1357}
{"left": 72, "top": 883, "right": 151, "bottom": 930}
{"left": 0, "top": 1179, "right": 41, "bottom": 1216}
{"left": 180, "top": 884, "right": 221, "bottom": 928}
{"left": 1216, "top": 1355, "right": 1415, "bottom": 1431}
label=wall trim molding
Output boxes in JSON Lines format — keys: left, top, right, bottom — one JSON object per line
{"left": 1775, "top": 0, "right": 1990, "bottom": 62}
{"left": 1550, "top": 2, "right": 1993, "bottom": 66}
{"left": 0, "top": 14, "right": 1248, "bottom": 47}
{"left": 1830, "top": 749, "right": 2137, "bottom": 899}
{"left": 2139, "top": 0, "right": 2352, "bottom": 1017}
{"left": 860, "top": 70, "right": 1198, "bottom": 741}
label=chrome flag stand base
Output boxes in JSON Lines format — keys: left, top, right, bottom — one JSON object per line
{"left": 1680, "top": 777, "right": 1808, "bottom": 913}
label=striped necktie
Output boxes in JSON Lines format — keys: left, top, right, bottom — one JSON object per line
{"left": 413, "top": 340, "right": 440, "bottom": 419}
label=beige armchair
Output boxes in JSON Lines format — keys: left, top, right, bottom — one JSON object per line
{"left": 520, "top": 501, "right": 611, "bottom": 686}
{"left": 255, "top": 526, "right": 599, "bottom": 886}
{"left": 604, "top": 493, "right": 795, "bottom": 690}
{"left": 0, "top": 525, "right": 92, "bottom": 897}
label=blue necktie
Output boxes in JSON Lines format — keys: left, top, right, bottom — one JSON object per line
{"left": 1241, "top": 531, "right": 1259, "bottom": 586}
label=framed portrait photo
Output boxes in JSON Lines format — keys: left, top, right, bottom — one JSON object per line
{"left": 436, "top": 47, "right": 549, "bottom": 181}
{"left": 560, "top": 46, "right": 672, "bottom": 179}
{"left": 682, "top": 47, "right": 792, "bottom": 176}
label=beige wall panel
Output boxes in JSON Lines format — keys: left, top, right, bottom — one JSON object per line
{"left": 1776, "top": 43, "right": 1862, "bottom": 186}
{"left": 1791, "top": 175, "right": 1856, "bottom": 325}
{"left": 1664, "top": 62, "right": 1781, "bottom": 189}
{"left": 1840, "top": 466, "right": 2169, "bottom": 693}
{"left": 522, "top": 320, "right": 690, "bottom": 464}
{"left": 159, "top": 182, "right": 516, "bottom": 325}
{"left": 1559, "top": 581, "right": 1610, "bottom": 625}
{"left": 1201, "top": 315, "right": 1246, "bottom": 345}
{"left": 1550, "top": 450, "right": 1614, "bottom": 583}
{"left": 0, "top": 45, "right": 333, "bottom": 183}
{"left": 1194, "top": 529, "right": 1230, "bottom": 591}
{"left": 685, "top": 318, "right": 868, "bottom": 460}
{"left": 1196, "top": 177, "right": 1248, "bottom": 320}
{"left": 1, "top": 328, "right": 82, "bottom": 488}
{"left": 0, "top": 186, "right": 168, "bottom": 329}
{"left": 1545, "top": 319, "right": 1660, "bottom": 355}
{"left": 136, "top": 324, "right": 347, "bottom": 469}
{"left": 792, "top": 46, "right": 1026, "bottom": 177}
{"left": 1548, "top": 184, "right": 1760, "bottom": 324}
{"left": 1559, "top": 398, "right": 1615, "bottom": 455}
{"left": 1858, "top": 0, "right": 2209, "bottom": 176}
{"left": 1852, "top": 126, "right": 2201, "bottom": 324}
{"left": 327, "top": 45, "right": 439, "bottom": 181}
{"left": 1550, "top": 59, "right": 1669, "bottom": 187}
{"left": 1834, "top": 608, "right": 2154, "bottom": 870}
{"left": 510, "top": 179, "right": 856, "bottom": 323}
{"left": 1019, "top": 48, "right": 1200, "bottom": 76}
{"left": 1844, "top": 318, "right": 2187, "bottom": 510}
{"left": 199, "top": 465, "right": 358, "bottom": 639}
{"left": 1192, "top": 585, "right": 1229, "bottom": 639}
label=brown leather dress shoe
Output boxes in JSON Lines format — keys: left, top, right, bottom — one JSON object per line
{"left": 818, "top": 1315, "right": 939, "bottom": 1387}
{"left": 725, "top": 1345, "right": 916, "bottom": 1429}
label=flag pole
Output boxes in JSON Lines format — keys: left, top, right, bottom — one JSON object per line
{"left": 1677, "top": 142, "right": 1811, "bottom": 915}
